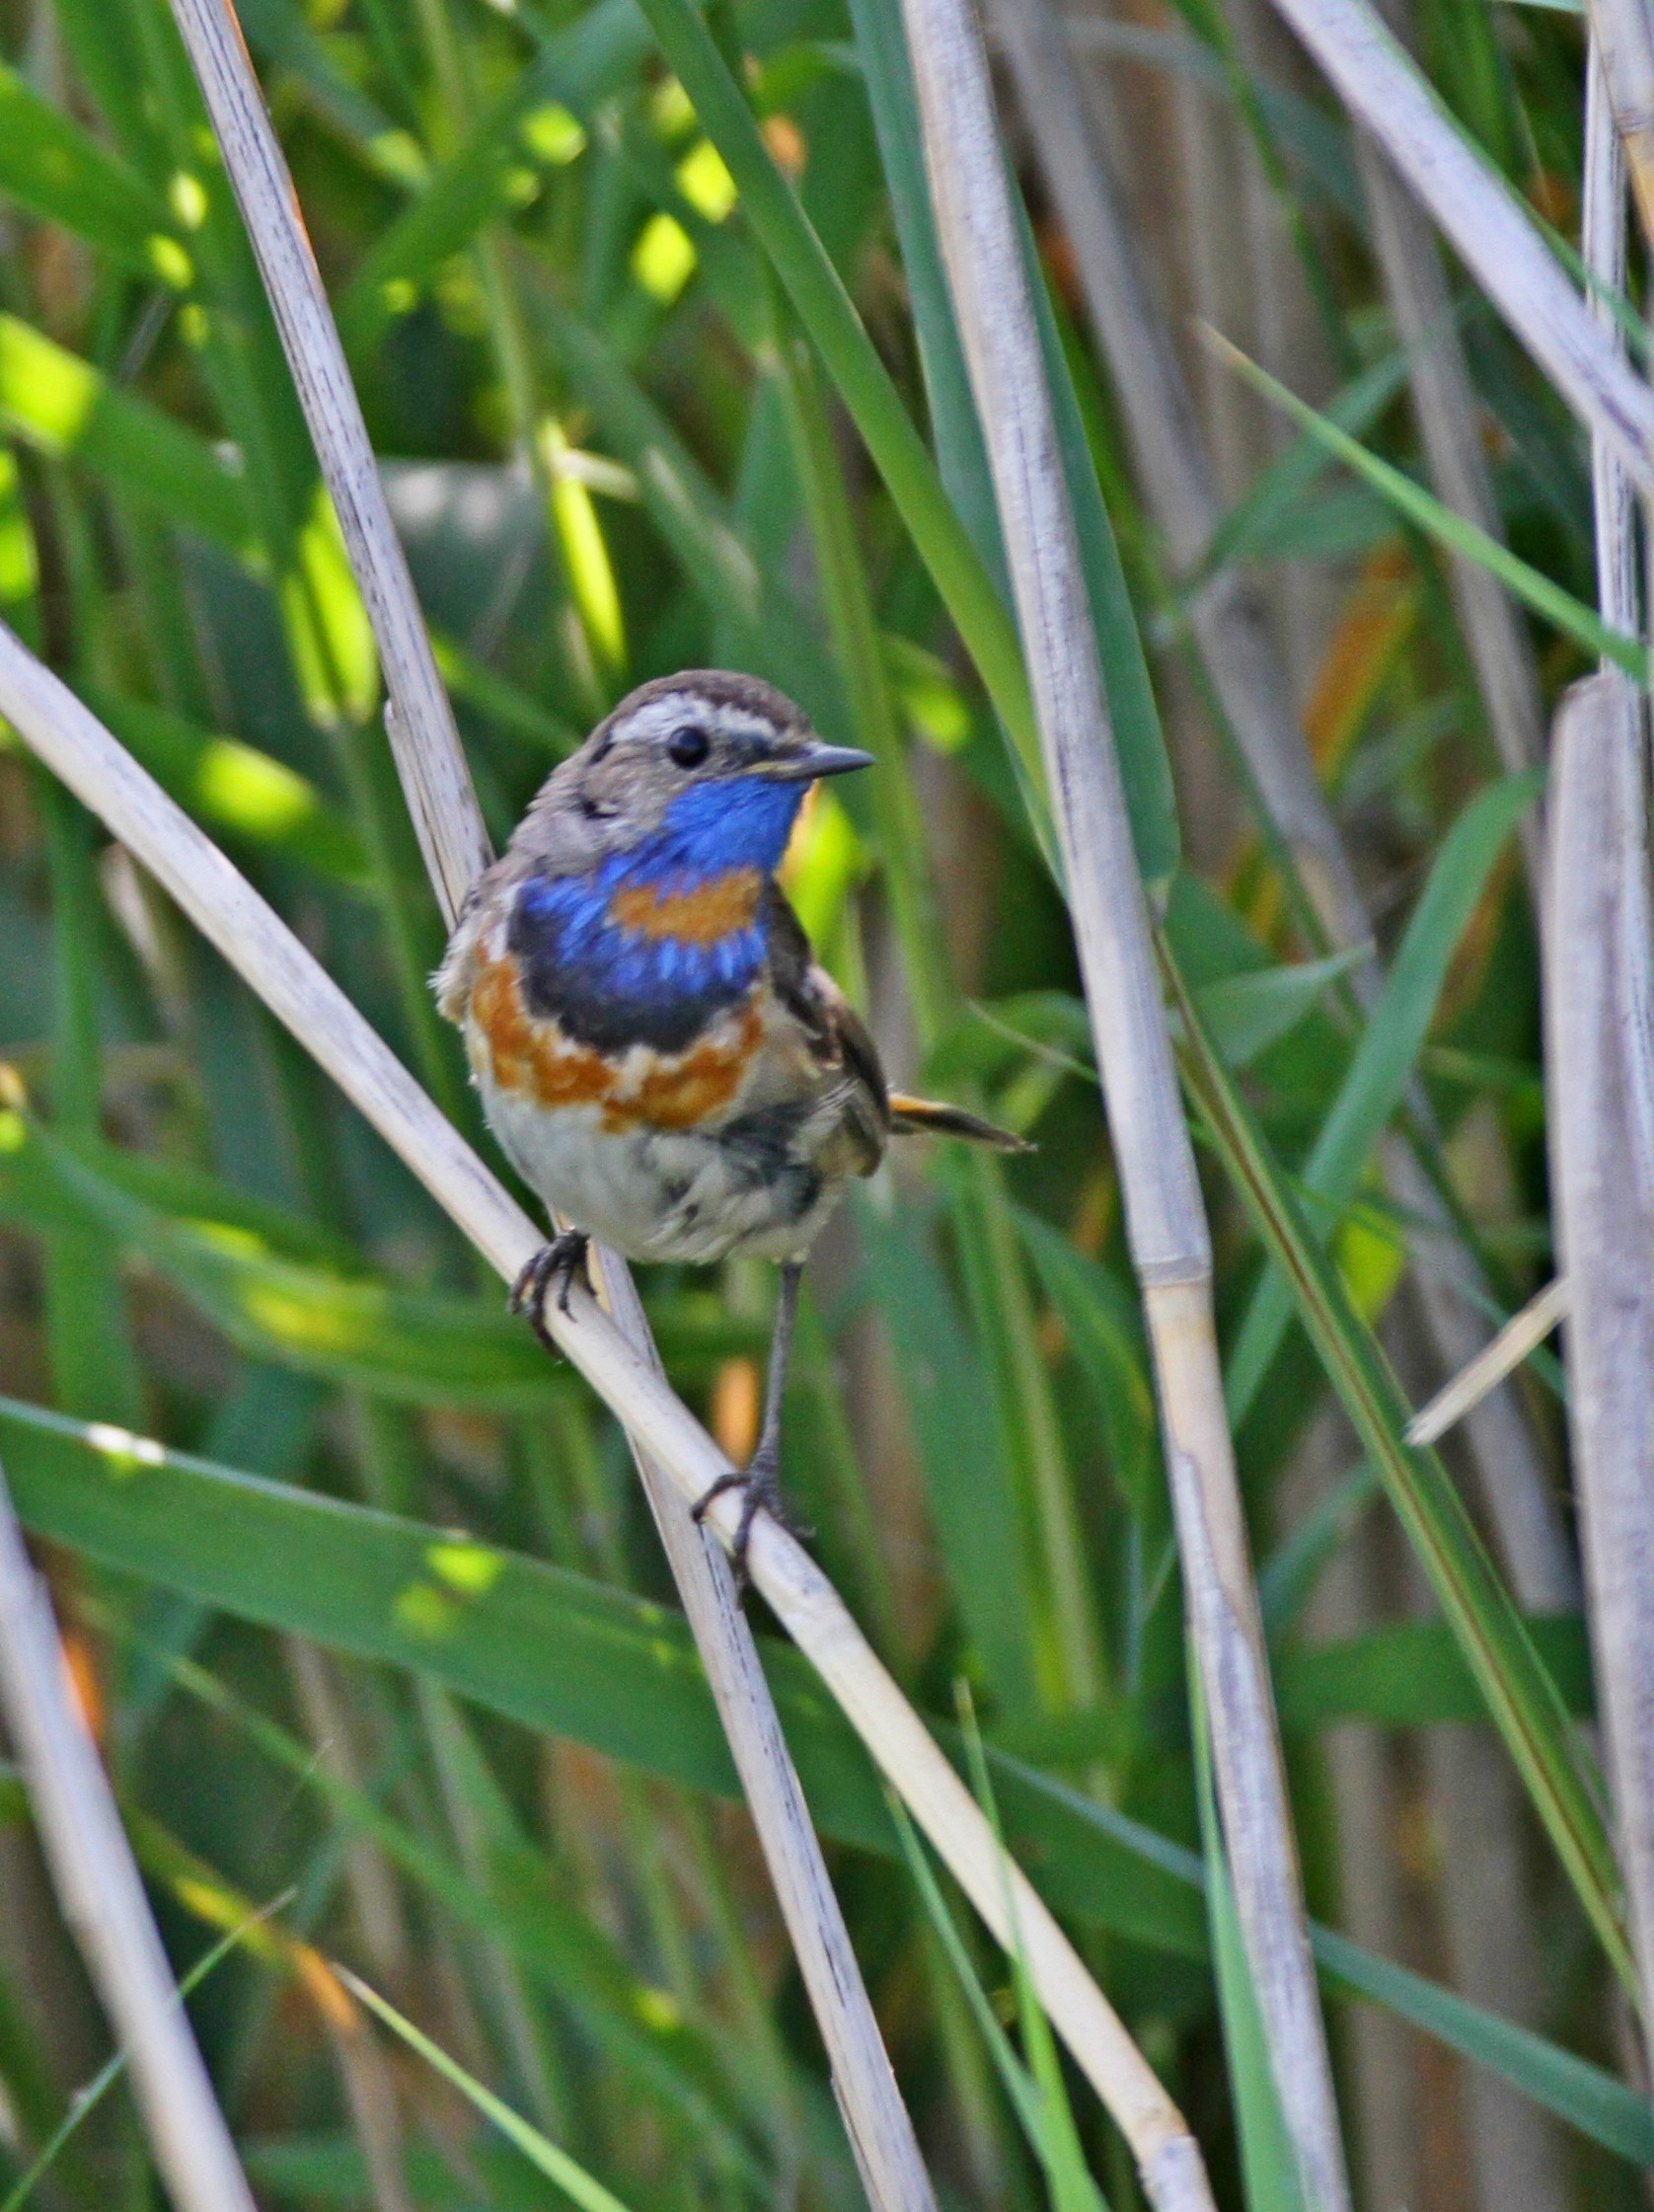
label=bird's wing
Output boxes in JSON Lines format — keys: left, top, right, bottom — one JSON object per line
{"left": 887, "top": 1094, "right": 1029, "bottom": 1150}
{"left": 761, "top": 887, "right": 889, "bottom": 1174}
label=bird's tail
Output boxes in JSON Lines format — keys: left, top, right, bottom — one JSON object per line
{"left": 887, "top": 1092, "right": 1031, "bottom": 1152}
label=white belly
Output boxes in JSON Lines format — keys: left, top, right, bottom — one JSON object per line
{"left": 477, "top": 1065, "right": 844, "bottom": 1265}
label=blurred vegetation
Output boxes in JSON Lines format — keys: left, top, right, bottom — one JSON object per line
{"left": 0, "top": 0, "right": 1641, "bottom": 2204}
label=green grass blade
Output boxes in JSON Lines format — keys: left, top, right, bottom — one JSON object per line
{"left": 15, "top": 1385, "right": 1649, "bottom": 2154}
{"left": 0, "top": 1113, "right": 752, "bottom": 1405}
{"left": 1192, "top": 951, "right": 1368, "bottom": 1067}
{"left": 0, "top": 441, "right": 41, "bottom": 651}
{"left": 0, "top": 62, "right": 175, "bottom": 276}
{"left": 1276, "top": 1615, "right": 1592, "bottom": 1727}
{"left": 1166, "top": 957, "right": 1635, "bottom": 1995}
{"left": 623, "top": 0, "right": 1046, "bottom": 814}
{"left": 850, "top": 0, "right": 1177, "bottom": 882}
{"left": 337, "top": 0, "right": 650, "bottom": 355}
{"left": 889, "top": 1793, "right": 1056, "bottom": 2145}
{"left": 842, "top": 0, "right": 1009, "bottom": 592}
{"left": 1192, "top": 335, "right": 1420, "bottom": 585}
{"left": 0, "top": 1906, "right": 282, "bottom": 2212}
{"left": 890, "top": 1792, "right": 1108, "bottom": 2211}
{"left": 1308, "top": 1926, "right": 1654, "bottom": 2165}
{"left": 0, "top": 1389, "right": 1207, "bottom": 1953}
{"left": 0, "top": 317, "right": 254, "bottom": 554}
{"left": 1209, "top": 329, "right": 1646, "bottom": 678}
{"left": 433, "top": 634, "right": 581, "bottom": 760}
{"left": 1188, "top": 1660, "right": 1307, "bottom": 2212}
{"left": 998, "top": 1747, "right": 1654, "bottom": 2166}
{"left": 970, "top": 955, "right": 1359, "bottom": 1083}
{"left": 855, "top": 1198, "right": 1040, "bottom": 1714}
{"left": 46, "top": 0, "right": 160, "bottom": 171}
{"left": 148, "top": 1645, "right": 762, "bottom": 2173}
{"left": 531, "top": 294, "right": 846, "bottom": 735}
{"left": 954, "top": 1697, "right": 1110, "bottom": 2212}
{"left": 339, "top": 1968, "right": 637, "bottom": 2212}
{"left": 34, "top": 774, "right": 143, "bottom": 1430}
{"left": 770, "top": 328, "right": 954, "bottom": 1040}
{"left": 237, "top": 0, "right": 413, "bottom": 186}
{"left": 1258, "top": 1463, "right": 1381, "bottom": 1636}
{"left": 1013, "top": 1210, "right": 1157, "bottom": 1522}
{"left": 941, "top": 1148, "right": 1110, "bottom": 1716}
{"left": 88, "top": 689, "right": 371, "bottom": 886}
{"left": 1226, "top": 769, "right": 1541, "bottom": 1422}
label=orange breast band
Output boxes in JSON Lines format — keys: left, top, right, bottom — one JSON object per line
{"left": 468, "top": 953, "right": 762, "bottom": 1130}
{"left": 608, "top": 867, "right": 762, "bottom": 945}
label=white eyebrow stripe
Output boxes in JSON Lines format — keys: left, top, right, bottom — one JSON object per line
{"left": 612, "top": 695, "right": 784, "bottom": 747}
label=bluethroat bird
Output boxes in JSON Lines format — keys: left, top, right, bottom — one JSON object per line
{"left": 437, "top": 670, "right": 1025, "bottom": 1577}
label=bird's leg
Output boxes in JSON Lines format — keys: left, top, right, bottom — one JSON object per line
{"left": 694, "top": 1259, "right": 810, "bottom": 1586}
{"left": 509, "top": 1229, "right": 592, "bottom": 1353}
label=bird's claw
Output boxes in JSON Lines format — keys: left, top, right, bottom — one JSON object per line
{"left": 509, "top": 1230, "right": 592, "bottom": 1352}
{"left": 692, "top": 1447, "right": 811, "bottom": 1592}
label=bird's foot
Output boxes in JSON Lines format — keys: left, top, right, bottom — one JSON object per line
{"left": 692, "top": 1445, "right": 811, "bottom": 1592}
{"left": 509, "top": 1230, "right": 592, "bottom": 1353}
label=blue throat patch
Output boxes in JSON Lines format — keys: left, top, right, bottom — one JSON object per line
{"left": 508, "top": 773, "right": 806, "bottom": 1055}
{"left": 638, "top": 775, "right": 806, "bottom": 878}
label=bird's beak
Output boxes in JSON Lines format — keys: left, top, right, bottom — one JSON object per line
{"left": 760, "top": 739, "right": 876, "bottom": 783}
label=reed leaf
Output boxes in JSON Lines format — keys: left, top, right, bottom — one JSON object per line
{"left": 1226, "top": 768, "right": 1541, "bottom": 1420}
{"left": 1209, "top": 330, "right": 1646, "bottom": 678}
{"left": 1167, "top": 965, "right": 1634, "bottom": 1994}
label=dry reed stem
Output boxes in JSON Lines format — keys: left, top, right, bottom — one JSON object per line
{"left": 990, "top": 0, "right": 1370, "bottom": 951}
{"left": 324, "top": 2007, "right": 417, "bottom": 2212}
{"left": 169, "top": 0, "right": 488, "bottom": 918}
{"left": 997, "top": 0, "right": 1577, "bottom": 1616}
{"left": 1582, "top": 0, "right": 1654, "bottom": 259}
{"left": 1348, "top": 138, "right": 1586, "bottom": 2125}
{"left": 283, "top": 1640, "right": 418, "bottom": 2212}
{"left": 1540, "top": 53, "right": 1654, "bottom": 2027}
{"left": 0, "top": 624, "right": 1213, "bottom": 2212}
{"left": 1384, "top": 1155, "right": 1578, "bottom": 1609}
{"left": 1351, "top": 0, "right": 1545, "bottom": 879}
{"left": 0, "top": 1458, "right": 259, "bottom": 2212}
{"left": 894, "top": 0, "right": 1344, "bottom": 2202}
{"left": 165, "top": 5, "right": 937, "bottom": 2200}
{"left": 1543, "top": 671, "right": 1654, "bottom": 2026}
{"left": 1254, "top": 0, "right": 1654, "bottom": 489}
{"left": 1404, "top": 1276, "right": 1569, "bottom": 1447}
{"left": 1585, "top": 43, "right": 1639, "bottom": 641}
{"left": 285, "top": 1640, "right": 414, "bottom": 1985}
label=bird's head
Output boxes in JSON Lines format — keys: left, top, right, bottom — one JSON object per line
{"left": 495, "top": 674, "right": 871, "bottom": 1047}
{"left": 533, "top": 671, "right": 872, "bottom": 879}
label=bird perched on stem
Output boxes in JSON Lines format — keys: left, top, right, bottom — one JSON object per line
{"left": 437, "top": 671, "right": 1025, "bottom": 1577}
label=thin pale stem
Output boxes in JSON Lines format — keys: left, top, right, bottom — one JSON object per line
{"left": 893, "top": 0, "right": 1340, "bottom": 2198}
{"left": 994, "top": 0, "right": 1575, "bottom": 1617}
{"left": 1584, "top": 0, "right": 1654, "bottom": 258}
{"left": 1255, "top": 0, "right": 1654, "bottom": 488}
{"left": 0, "top": 1458, "right": 259, "bottom": 2212}
{"left": 1544, "top": 673, "right": 1654, "bottom": 2025}
{"left": 0, "top": 619, "right": 1212, "bottom": 2212}
{"left": 167, "top": 0, "right": 490, "bottom": 920}
{"left": 1543, "top": 51, "right": 1654, "bottom": 2030}
{"left": 1353, "top": 23, "right": 1546, "bottom": 886}
{"left": 160, "top": 9, "right": 940, "bottom": 2203}
{"left": 1405, "top": 1278, "right": 1569, "bottom": 1448}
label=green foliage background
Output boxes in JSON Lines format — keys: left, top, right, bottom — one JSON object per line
{"left": 0, "top": 0, "right": 1641, "bottom": 2203}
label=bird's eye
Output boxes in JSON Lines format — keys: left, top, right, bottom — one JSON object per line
{"left": 666, "top": 725, "right": 711, "bottom": 770}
